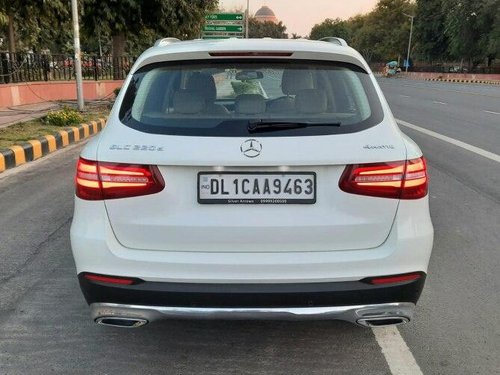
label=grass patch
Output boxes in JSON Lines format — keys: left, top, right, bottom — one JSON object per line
{"left": 0, "top": 105, "right": 109, "bottom": 149}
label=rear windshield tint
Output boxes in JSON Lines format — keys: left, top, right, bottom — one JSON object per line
{"left": 119, "top": 59, "right": 384, "bottom": 137}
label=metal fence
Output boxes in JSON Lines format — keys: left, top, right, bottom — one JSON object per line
{"left": 0, "top": 53, "right": 136, "bottom": 84}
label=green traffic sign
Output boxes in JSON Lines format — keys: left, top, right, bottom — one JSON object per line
{"left": 203, "top": 25, "right": 244, "bottom": 33}
{"left": 205, "top": 13, "right": 244, "bottom": 21}
{"left": 202, "top": 36, "right": 243, "bottom": 39}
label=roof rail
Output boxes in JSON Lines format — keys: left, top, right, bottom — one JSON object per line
{"left": 319, "top": 37, "right": 348, "bottom": 47}
{"left": 154, "top": 37, "right": 181, "bottom": 47}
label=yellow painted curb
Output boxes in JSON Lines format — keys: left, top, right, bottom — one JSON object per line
{"left": 9, "top": 145, "right": 26, "bottom": 165}
{"left": 0, "top": 154, "right": 5, "bottom": 172}
{"left": 27, "top": 140, "right": 43, "bottom": 160}
{"left": 45, "top": 135, "right": 57, "bottom": 152}
{"left": 59, "top": 130, "right": 70, "bottom": 146}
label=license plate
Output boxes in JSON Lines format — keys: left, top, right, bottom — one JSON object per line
{"left": 198, "top": 172, "right": 316, "bottom": 204}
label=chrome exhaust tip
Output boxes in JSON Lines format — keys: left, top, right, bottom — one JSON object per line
{"left": 357, "top": 316, "right": 409, "bottom": 327}
{"left": 95, "top": 316, "right": 148, "bottom": 328}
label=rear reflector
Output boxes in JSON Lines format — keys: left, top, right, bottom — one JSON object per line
{"left": 75, "top": 158, "right": 165, "bottom": 200}
{"left": 339, "top": 157, "right": 428, "bottom": 199}
{"left": 83, "top": 273, "right": 137, "bottom": 285}
{"left": 365, "top": 272, "right": 423, "bottom": 285}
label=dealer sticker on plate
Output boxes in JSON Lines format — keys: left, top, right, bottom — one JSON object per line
{"left": 198, "top": 172, "right": 316, "bottom": 204}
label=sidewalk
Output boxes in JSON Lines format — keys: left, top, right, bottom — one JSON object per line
{"left": 0, "top": 102, "right": 59, "bottom": 129}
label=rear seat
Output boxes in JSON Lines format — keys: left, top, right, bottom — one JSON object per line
{"left": 295, "top": 89, "right": 328, "bottom": 114}
{"left": 267, "top": 69, "right": 314, "bottom": 113}
{"left": 172, "top": 90, "right": 205, "bottom": 114}
{"left": 235, "top": 94, "right": 266, "bottom": 115}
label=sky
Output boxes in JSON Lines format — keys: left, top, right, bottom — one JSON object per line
{"left": 219, "top": 0, "right": 378, "bottom": 37}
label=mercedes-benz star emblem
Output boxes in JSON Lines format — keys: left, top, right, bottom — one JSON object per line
{"left": 240, "top": 139, "right": 262, "bottom": 158}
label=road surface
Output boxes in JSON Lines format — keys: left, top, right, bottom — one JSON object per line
{"left": 0, "top": 79, "right": 498, "bottom": 374}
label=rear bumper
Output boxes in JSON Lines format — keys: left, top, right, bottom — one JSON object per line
{"left": 71, "top": 198, "right": 434, "bottom": 284}
{"left": 79, "top": 273, "right": 426, "bottom": 307}
{"left": 90, "top": 301, "right": 416, "bottom": 327}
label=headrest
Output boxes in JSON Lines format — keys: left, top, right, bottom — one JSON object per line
{"left": 281, "top": 70, "right": 314, "bottom": 95}
{"left": 186, "top": 73, "right": 217, "bottom": 102}
{"left": 235, "top": 94, "right": 266, "bottom": 115}
{"left": 295, "top": 89, "right": 327, "bottom": 114}
{"left": 173, "top": 90, "right": 205, "bottom": 114}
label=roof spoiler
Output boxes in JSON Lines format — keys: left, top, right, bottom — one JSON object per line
{"left": 319, "top": 37, "right": 348, "bottom": 47}
{"left": 154, "top": 38, "right": 181, "bottom": 47}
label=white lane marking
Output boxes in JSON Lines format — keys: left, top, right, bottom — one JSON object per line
{"left": 397, "top": 119, "right": 500, "bottom": 163}
{"left": 484, "top": 110, "right": 500, "bottom": 115}
{"left": 373, "top": 326, "right": 424, "bottom": 375}
{"left": 432, "top": 101, "right": 447, "bottom": 105}
{"left": 400, "top": 95, "right": 411, "bottom": 98}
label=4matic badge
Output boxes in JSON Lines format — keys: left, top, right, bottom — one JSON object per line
{"left": 363, "top": 144, "right": 395, "bottom": 150}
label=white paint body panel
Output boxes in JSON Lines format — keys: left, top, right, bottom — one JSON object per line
{"left": 72, "top": 38, "right": 433, "bottom": 283}
{"left": 70, "top": 196, "right": 433, "bottom": 283}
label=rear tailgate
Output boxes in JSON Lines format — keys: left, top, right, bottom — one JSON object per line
{"left": 97, "top": 122, "right": 406, "bottom": 252}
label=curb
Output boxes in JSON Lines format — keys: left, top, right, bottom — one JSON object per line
{"left": 0, "top": 118, "right": 106, "bottom": 173}
{"left": 424, "top": 78, "right": 500, "bottom": 85}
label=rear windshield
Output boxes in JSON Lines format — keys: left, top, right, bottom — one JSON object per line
{"left": 119, "top": 59, "right": 384, "bottom": 137}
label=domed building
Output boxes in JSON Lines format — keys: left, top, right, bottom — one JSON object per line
{"left": 254, "top": 5, "right": 278, "bottom": 24}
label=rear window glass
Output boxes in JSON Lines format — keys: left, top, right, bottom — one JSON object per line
{"left": 119, "top": 60, "right": 384, "bottom": 137}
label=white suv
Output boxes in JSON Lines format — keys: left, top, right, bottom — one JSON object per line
{"left": 70, "top": 37, "right": 433, "bottom": 328}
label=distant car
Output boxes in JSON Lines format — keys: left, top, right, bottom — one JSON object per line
{"left": 70, "top": 37, "right": 433, "bottom": 328}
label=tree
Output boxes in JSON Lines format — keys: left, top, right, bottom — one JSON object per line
{"left": 487, "top": 7, "right": 500, "bottom": 61}
{"left": 17, "top": 0, "right": 70, "bottom": 52}
{"left": 307, "top": 0, "right": 497, "bottom": 66}
{"left": 414, "top": 0, "right": 448, "bottom": 63}
{"left": 443, "top": 0, "right": 497, "bottom": 68}
{"left": 248, "top": 18, "right": 287, "bottom": 38}
{"left": 348, "top": 13, "right": 378, "bottom": 62}
{"left": 0, "top": 0, "right": 69, "bottom": 53}
{"left": 444, "top": 0, "right": 480, "bottom": 66}
{"left": 362, "top": 0, "right": 416, "bottom": 61}
{"left": 82, "top": 0, "right": 218, "bottom": 58}
{"left": 309, "top": 0, "right": 416, "bottom": 63}
{"left": 480, "top": 0, "right": 500, "bottom": 65}
{"left": 309, "top": 18, "right": 350, "bottom": 41}
{"left": 0, "top": 0, "right": 19, "bottom": 53}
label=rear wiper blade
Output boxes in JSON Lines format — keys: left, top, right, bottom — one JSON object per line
{"left": 248, "top": 120, "right": 341, "bottom": 133}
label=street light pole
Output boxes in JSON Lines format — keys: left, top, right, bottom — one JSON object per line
{"left": 403, "top": 13, "right": 414, "bottom": 74}
{"left": 71, "top": 0, "right": 84, "bottom": 111}
{"left": 245, "top": 0, "right": 250, "bottom": 38}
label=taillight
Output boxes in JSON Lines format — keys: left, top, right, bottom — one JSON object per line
{"left": 362, "top": 272, "right": 424, "bottom": 285}
{"left": 82, "top": 273, "right": 141, "bottom": 285}
{"left": 400, "top": 157, "right": 428, "bottom": 199}
{"left": 339, "top": 157, "right": 428, "bottom": 199}
{"left": 75, "top": 158, "right": 165, "bottom": 200}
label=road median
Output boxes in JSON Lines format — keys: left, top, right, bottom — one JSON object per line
{"left": 0, "top": 118, "right": 106, "bottom": 173}
{"left": 424, "top": 77, "right": 500, "bottom": 85}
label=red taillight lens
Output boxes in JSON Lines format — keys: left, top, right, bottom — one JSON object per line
{"left": 83, "top": 273, "right": 138, "bottom": 285}
{"left": 401, "top": 157, "right": 428, "bottom": 199}
{"left": 75, "top": 158, "right": 165, "bottom": 200}
{"left": 363, "top": 272, "right": 423, "bottom": 285}
{"left": 339, "top": 157, "right": 428, "bottom": 199}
